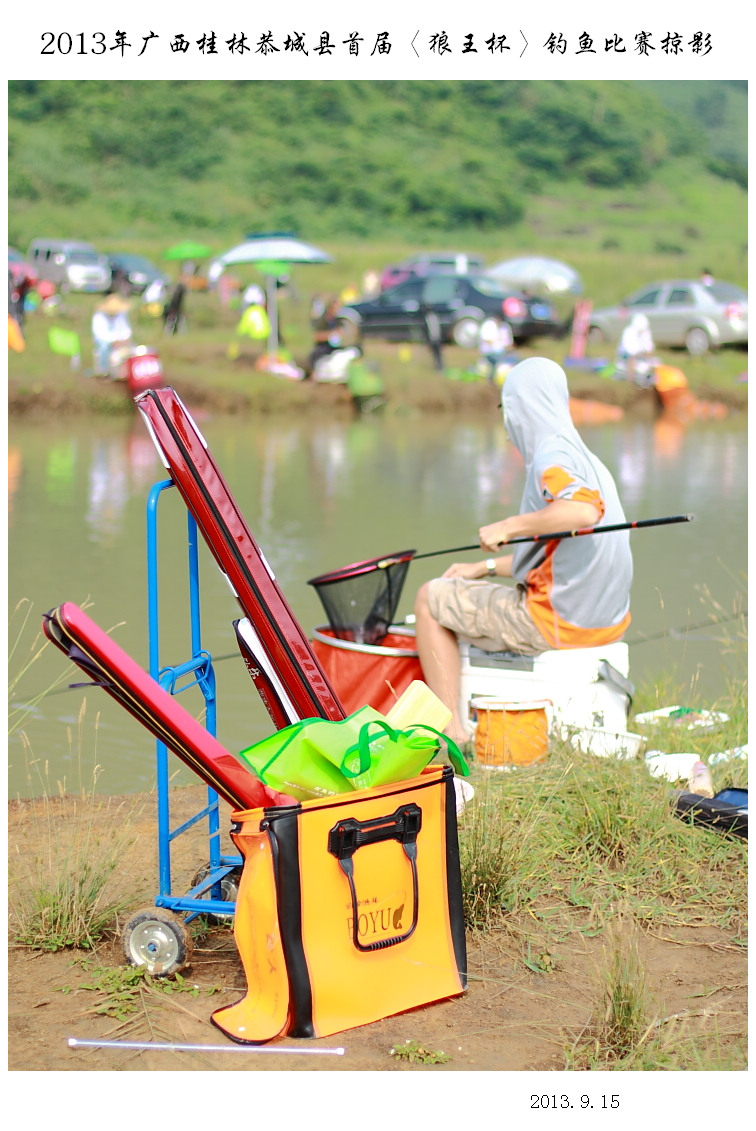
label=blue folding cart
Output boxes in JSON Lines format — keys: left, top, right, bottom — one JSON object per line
{"left": 120, "top": 478, "right": 243, "bottom": 976}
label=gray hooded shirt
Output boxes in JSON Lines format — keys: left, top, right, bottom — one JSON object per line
{"left": 500, "top": 358, "right": 632, "bottom": 647}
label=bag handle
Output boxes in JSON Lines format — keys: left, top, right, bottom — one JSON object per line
{"left": 402, "top": 724, "right": 470, "bottom": 778}
{"left": 327, "top": 803, "right": 421, "bottom": 952}
{"left": 340, "top": 720, "right": 470, "bottom": 779}
{"left": 339, "top": 718, "right": 398, "bottom": 778}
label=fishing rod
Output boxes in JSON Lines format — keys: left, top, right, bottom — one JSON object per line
{"left": 36, "top": 604, "right": 746, "bottom": 690}
{"left": 67, "top": 1036, "right": 345, "bottom": 1056}
{"left": 383, "top": 513, "right": 695, "bottom": 566}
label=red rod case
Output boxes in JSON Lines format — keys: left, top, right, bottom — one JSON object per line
{"left": 135, "top": 387, "right": 345, "bottom": 726}
{"left": 42, "top": 602, "right": 292, "bottom": 811}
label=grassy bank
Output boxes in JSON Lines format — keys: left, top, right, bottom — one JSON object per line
{"left": 8, "top": 280, "right": 748, "bottom": 419}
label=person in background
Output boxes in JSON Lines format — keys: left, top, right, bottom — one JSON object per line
{"left": 414, "top": 357, "right": 633, "bottom": 745}
{"left": 207, "top": 260, "right": 224, "bottom": 291}
{"left": 163, "top": 282, "right": 187, "bottom": 335}
{"left": 478, "top": 315, "right": 514, "bottom": 383}
{"left": 700, "top": 267, "right": 714, "bottom": 286}
{"left": 91, "top": 294, "right": 133, "bottom": 375}
{"left": 421, "top": 300, "right": 444, "bottom": 372}
{"left": 615, "top": 312, "right": 656, "bottom": 385}
{"left": 242, "top": 283, "right": 265, "bottom": 310}
{"left": 361, "top": 269, "right": 380, "bottom": 296}
{"left": 307, "top": 295, "right": 342, "bottom": 377}
{"left": 142, "top": 277, "right": 166, "bottom": 307}
{"left": 339, "top": 281, "right": 360, "bottom": 304}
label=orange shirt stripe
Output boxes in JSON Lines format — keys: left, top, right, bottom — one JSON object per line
{"left": 525, "top": 548, "right": 631, "bottom": 648}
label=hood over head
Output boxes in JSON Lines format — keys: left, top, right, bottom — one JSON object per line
{"left": 500, "top": 357, "right": 582, "bottom": 465}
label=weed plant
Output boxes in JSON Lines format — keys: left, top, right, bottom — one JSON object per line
{"left": 9, "top": 704, "right": 144, "bottom": 951}
{"left": 566, "top": 913, "right": 747, "bottom": 1070}
{"left": 60, "top": 960, "right": 220, "bottom": 1021}
{"left": 8, "top": 598, "right": 78, "bottom": 738}
{"left": 592, "top": 917, "right": 649, "bottom": 1062}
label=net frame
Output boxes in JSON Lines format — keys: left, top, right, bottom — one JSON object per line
{"left": 307, "top": 550, "right": 416, "bottom": 645}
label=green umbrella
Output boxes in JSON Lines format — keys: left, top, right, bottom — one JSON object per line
{"left": 163, "top": 241, "right": 212, "bottom": 261}
{"left": 214, "top": 235, "right": 332, "bottom": 358}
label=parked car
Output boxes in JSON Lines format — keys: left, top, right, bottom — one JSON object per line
{"left": 380, "top": 252, "right": 485, "bottom": 291}
{"left": 106, "top": 252, "right": 170, "bottom": 295}
{"left": 340, "top": 273, "right": 561, "bottom": 348}
{"left": 589, "top": 279, "right": 748, "bottom": 355}
{"left": 27, "top": 238, "right": 111, "bottom": 293}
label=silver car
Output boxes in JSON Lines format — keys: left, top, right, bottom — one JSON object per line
{"left": 589, "top": 279, "right": 748, "bottom": 355}
{"left": 27, "top": 238, "right": 111, "bottom": 293}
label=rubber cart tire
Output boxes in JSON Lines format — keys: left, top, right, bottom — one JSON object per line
{"left": 122, "top": 907, "right": 194, "bottom": 976}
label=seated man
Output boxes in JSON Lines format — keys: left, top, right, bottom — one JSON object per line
{"left": 615, "top": 313, "right": 656, "bottom": 386}
{"left": 91, "top": 294, "right": 133, "bottom": 376}
{"left": 414, "top": 357, "right": 633, "bottom": 745}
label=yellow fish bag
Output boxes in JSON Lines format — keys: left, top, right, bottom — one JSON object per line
{"left": 211, "top": 764, "right": 467, "bottom": 1042}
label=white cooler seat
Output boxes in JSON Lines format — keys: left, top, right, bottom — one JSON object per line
{"left": 458, "top": 640, "right": 633, "bottom": 739}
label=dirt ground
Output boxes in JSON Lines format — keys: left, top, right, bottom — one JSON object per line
{"left": 8, "top": 786, "right": 747, "bottom": 1074}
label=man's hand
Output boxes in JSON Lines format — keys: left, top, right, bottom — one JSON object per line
{"left": 442, "top": 561, "right": 487, "bottom": 580}
{"left": 442, "top": 555, "right": 513, "bottom": 580}
{"left": 479, "top": 517, "right": 522, "bottom": 551}
{"left": 479, "top": 499, "right": 602, "bottom": 551}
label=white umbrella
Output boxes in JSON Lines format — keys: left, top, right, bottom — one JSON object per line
{"left": 487, "top": 256, "right": 583, "bottom": 296}
{"left": 213, "top": 234, "right": 333, "bottom": 358}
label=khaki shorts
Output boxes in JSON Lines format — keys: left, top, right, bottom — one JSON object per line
{"left": 427, "top": 577, "right": 550, "bottom": 655}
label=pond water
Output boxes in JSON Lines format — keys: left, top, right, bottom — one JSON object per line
{"left": 8, "top": 405, "right": 747, "bottom": 798}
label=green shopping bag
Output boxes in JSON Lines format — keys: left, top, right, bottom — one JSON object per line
{"left": 238, "top": 706, "right": 386, "bottom": 801}
{"left": 340, "top": 720, "right": 469, "bottom": 791}
{"left": 238, "top": 709, "right": 470, "bottom": 802}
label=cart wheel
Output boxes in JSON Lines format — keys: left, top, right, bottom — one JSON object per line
{"left": 121, "top": 907, "right": 193, "bottom": 977}
{"left": 190, "top": 864, "right": 242, "bottom": 922}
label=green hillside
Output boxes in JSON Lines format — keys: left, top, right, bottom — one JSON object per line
{"left": 8, "top": 80, "right": 748, "bottom": 298}
{"left": 641, "top": 80, "right": 747, "bottom": 172}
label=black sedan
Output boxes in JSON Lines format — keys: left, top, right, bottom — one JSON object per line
{"left": 339, "top": 273, "right": 562, "bottom": 348}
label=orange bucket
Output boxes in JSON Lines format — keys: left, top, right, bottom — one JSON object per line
{"left": 471, "top": 698, "right": 551, "bottom": 768}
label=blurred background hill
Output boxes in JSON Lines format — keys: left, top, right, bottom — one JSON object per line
{"left": 7, "top": 79, "right": 747, "bottom": 320}
{"left": 8, "top": 80, "right": 745, "bottom": 256}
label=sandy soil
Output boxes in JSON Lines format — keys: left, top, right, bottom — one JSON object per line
{"left": 8, "top": 786, "right": 747, "bottom": 1073}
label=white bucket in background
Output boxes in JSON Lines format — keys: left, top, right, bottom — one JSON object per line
{"left": 458, "top": 641, "right": 631, "bottom": 738}
{"left": 570, "top": 727, "right": 644, "bottom": 760}
{"left": 644, "top": 751, "right": 701, "bottom": 783}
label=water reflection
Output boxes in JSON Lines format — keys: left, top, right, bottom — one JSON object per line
{"left": 86, "top": 440, "right": 131, "bottom": 544}
{"left": 45, "top": 439, "right": 78, "bottom": 507}
{"left": 8, "top": 447, "right": 22, "bottom": 517}
{"left": 609, "top": 418, "right": 743, "bottom": 516}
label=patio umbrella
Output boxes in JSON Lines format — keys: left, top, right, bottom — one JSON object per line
{"left": 212, "top": 233, "right": 332, "bottom": 358}
{"left": 164, "top": 241, "right": 213, "bottom": 262}
{"left": 487, "top": 256, "right": 583, "bottom": 296}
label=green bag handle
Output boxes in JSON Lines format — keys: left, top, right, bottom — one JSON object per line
{"left": 340, "top": 720, "right": 470, "bottom": 779}
{"left": 401, "top": 724, "right": 470, "bottom": 778}
{"left": 340, "top": 718, "right": 398, "bottom": 778}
